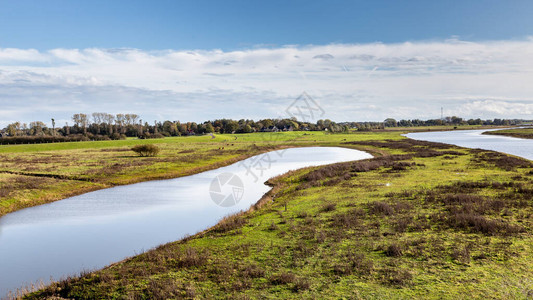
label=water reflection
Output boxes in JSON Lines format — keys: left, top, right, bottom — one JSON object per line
{"left": 406, "top": 129, "right": 533, "bottom": 160}
{"left": 0, "top": 147, "right": 372, "bottom": 297}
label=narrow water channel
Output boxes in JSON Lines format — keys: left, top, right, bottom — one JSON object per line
{"left": 406, "top": 129, "right": 533, "bottom": 161}
{"left": 0, "top": 146, "right": 372, "bottom": 297}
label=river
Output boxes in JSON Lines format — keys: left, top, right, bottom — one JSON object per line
{"left": 406, "top": 129, "right": 533, "bottom": 161}
{"left": 0, "top": 146, "right": 372, "bottom": 297}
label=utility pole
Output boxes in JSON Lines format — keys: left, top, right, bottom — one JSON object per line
{"left": 441, "top": 107, "right": 443, "bottom": 120}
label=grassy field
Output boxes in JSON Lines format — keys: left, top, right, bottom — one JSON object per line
{"left": 0, "top": 131, "right": 402, "bottom": 218}
{"left": 369, "top": 125, "right": 504, "bottom": 132}
{"left": 483, "top": 127, "right": 533, "bottom": 140}
{"left": 19, "top": 131, "right": 533, "bottom": 299}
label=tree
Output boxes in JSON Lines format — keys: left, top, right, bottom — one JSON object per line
{"left": 262, "top": 119, "right": 274, "bottom": 128}
{"left": 72, "top": 113, "right": 88, "bottom": 135}
{"left": 189, "top": 122, "right": 198, "bottom": 134}
{"left": 243, "top": 124, "right": 252, "bottom": 133}
{"left": 103, "top": 113, "right": 115, "bottom": 135}
{"left": 162, "top": 121, "right": 175, "bottom": 135}
{"left": 29, "top": 121, "right": 46, "bottom": 136}
{"left": 92, "top": 113, "right": 103, "bottom": 134}
{"left": 451, "top": 116, "right": 463, "bottom": 125}
{"left": 384, "top": 118, "right": 397, "bottom": 127}
{"left": 205, "top": 123, "right": 214, "bottom": 133}
{"left": 6, "top": 122, "right": 21, "bottom": 136}
{"left": 51, "top": 118, "right": 56, "bottom": 136}
{"left": 116, "top": 114, "right": 126, "bottom": 134}
{"left": 224, "top": 120, "right": 238, "bottom": 133}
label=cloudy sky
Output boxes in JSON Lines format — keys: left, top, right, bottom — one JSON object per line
{"left": 1, "top": 0, "right": 533, "bottom": 127}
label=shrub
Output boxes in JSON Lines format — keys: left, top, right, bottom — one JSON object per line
{"left": 292, "top": 278, "right": 310, "bottom": 292}
{"left": 213, "top": 213, "right": 247, "bottom": 233}
{"left": 146, "top": 278, "right": 180, "bottom": 299}
{"left": 296, "top": 211, "right": 308, "bottom": 218}
{"left": 385, "top": 243, "right": 403, "bottom": 257}
{"left": 131, "top": 144, "right": 161, "bottom": 157}
{"left": 270, "top": 272, "right": 296, "bottom": 285}
{"left": 0, "top": 134, "right": 91, "bottom": 144}
{"left": 268, "top": 222, "right": 278, "bottom": 231}
{"left": 241, "top": 263, "right": 265, "bottom": 279}
{"left": 445, "top": 213, "right": 524, "bottom": 236}
{"left": 452, "top": 245, "right": 471, "bottom": 264}
{"left": 380, "top": 267, "right": 412, "bottom": 286}
{"left": 330, "top": 208, "right": 364, "bottom": 228}
{"left": 321, "top": 203, "right": 337, "bottom": 212}
{"left": 178, "top": 247, "right": 208, "bottom": 268}
{"left": 139, "top": 132, "right": 166, "bottom": 139}
{"left": 393, "top": 216, "right": 413, "bottom": 233}
{"left": 369, "top": 201, "right": 394, "bottom": 216}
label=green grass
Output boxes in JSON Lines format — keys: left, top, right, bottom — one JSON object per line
{"left": 376, "top": 125, "right": 492, "bottom": 131}
{"left": 23, "top": 134, "right": 533, "bottom": 299}
{"left": 0, "top": 131, "right": 404, "bottom": 217}
{"left": 483, "top": 128, "right": 533, "bottom": 140}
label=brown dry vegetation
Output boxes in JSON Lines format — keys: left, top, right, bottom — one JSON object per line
{"left": 25, "top": 136, "right": 533, "bottom": 299}
{"left": 0, "top": 138, "right": 294, "bottom": 217}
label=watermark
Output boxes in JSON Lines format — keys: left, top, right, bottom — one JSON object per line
{"left": 238, "top": 151, "right": 282, "bottom": 183}
{"left": 209, "top": 91, "right": 325, "bottom": 207}
{"left": 285, "top": 91, "right": 325, "bottom": 123}
{"left": 237, "top": 91, "right": 323, "bottom": 182}
{"left": 209, "top": 173, "right": 244, "bottom": 207}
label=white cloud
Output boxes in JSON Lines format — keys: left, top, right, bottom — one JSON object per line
{"left": 459, "top": 100, "right": 533, "bottom": 116}
{"left": 1, "top": 39, "right": 533, "bottom": 127}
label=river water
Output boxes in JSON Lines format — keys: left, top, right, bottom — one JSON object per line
{"left": 0, "top": 146, "right": 372, "bottom": 297}
{"left": 406, "top": 129, "right": 533, "bottom": 161}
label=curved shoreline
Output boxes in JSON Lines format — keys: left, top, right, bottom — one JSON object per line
{"left": 0, "top": 140, "right": 387, "bottom": 220}
{"left": 24, "top": 136, "right": 533, "bottom": 299}
{"left": 1, "top": 146, "right": 373, "bottom": 297}
{"left": 0, "top": 144, "right": 292, "bottom": 218}
{"left": 405, "top": 128, "right": 533, "bottom": 161}
{"left": 481, "top": 127, "right": 533, "bottom": 140}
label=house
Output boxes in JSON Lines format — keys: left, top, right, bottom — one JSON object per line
{"left": 261, "top": 126, "right": 279, "bottom": 132}
{"left": 281, "top": 125, "right": 294, "bottom": 132}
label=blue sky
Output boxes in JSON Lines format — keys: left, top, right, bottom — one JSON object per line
{"left": 1, "top": 0, "right": 533, "bottom": 50}
{"left": 0, "top": 1, "right": 533, "bottom": 126}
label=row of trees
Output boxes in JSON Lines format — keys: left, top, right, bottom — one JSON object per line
{"left": 1, "top": 113, "right": 529, "bottom": 144}
{"left": 0, "top": 113, "right": 350, "bottom": 143}
{"left": 3, "top": 113, "right": 141, "bottom": 137}
{"left": 345, "top": 117, "right": 526, "bottom": 131}
{"left": 381, "top": 117, "right": 523, "bottom": 127}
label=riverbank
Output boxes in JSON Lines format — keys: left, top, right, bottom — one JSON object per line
{"left": 0, "top": 127, "right": 513, "bottom": 219}
{"left": 482, "top": 127, "right": 533, "bottom": 140}
{"left": 0, "top": 131, "right": 397, "bottom": 218}
{"left": 26, "top": 136, "right": 533, "bottom": 299}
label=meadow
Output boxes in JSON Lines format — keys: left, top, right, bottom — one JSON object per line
{"left": 10, "top": 129, "right": 532, "bottom": 299}
{"left": 0, "top": 131, "right": 401, "bottom": 218}
{"left": 483, "top": 127, "right": 533, "bottom": 140}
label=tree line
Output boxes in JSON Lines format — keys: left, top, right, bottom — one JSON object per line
{"left": 347, "top": 117, "right": 527, "bottom": 131}
{"left": 0, "top": 113, "right": 350, "bottom": 144}
{"left": 0, "top": 113, "right": 529, "bottom": 144}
